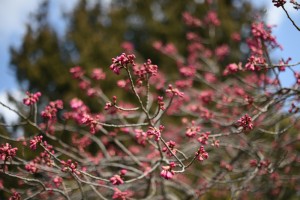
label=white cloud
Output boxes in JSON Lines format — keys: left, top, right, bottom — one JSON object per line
{"left": 0, "top": 0, "right": 40, "bottom": 47}
{"left": 251, "top": 0, "right": 299, "bottom": 26}
{"left": 0, "top": 90, "right": 23, "bottom": 124}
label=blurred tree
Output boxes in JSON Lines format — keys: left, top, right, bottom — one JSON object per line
{"left": 10, "top": 0, "right": 257, "bottom": 107}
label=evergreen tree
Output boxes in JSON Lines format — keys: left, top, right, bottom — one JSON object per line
{"left": 10, "top": 0, "right": 257, "bottom": 105}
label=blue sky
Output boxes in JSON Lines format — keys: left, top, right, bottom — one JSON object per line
{"left": 0, "top": 0, "right": 79, "bottom": 93}
{"left": 0, "top": 0, "right": 299, "bottom": 94}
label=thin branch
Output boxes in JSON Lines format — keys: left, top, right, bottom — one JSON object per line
{"left": 282, "top": 5, "right": 300, "bottom": 31}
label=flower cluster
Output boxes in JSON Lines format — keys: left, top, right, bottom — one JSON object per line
{"left": 25, "top": 162, "right": 38, "bottom": 173}
{"left": 110, "top": 175, "right": 124, "bottom": 185}
{"left": 272, "top": 0, "right": 287, "bottom": 7}
{"left": 23, "top": 91, "right": 42, "bottom": 106}
{"left": 121, "top": 41, "right": 134, "bottom": 52}
{"left": 204, "top": 11, "right": 220, "bottom": 26}
{"left": 166, "top": 84, "right": 184, "bottom": 98}
{"left": 110, "top": 53, "right": 136, "bottom": 75}
{"left": 91, "top": 68, "right": 106, "bottom": 80}
{"left": 237, "top": 114, "right": 254, "bottom": 131}
{"left": 80, "top": 113, "right": 101, "bottom": 134}
{"left": 245, "top": 55, "right": 265, "bottom": 71}
{"left": 157, "top": 96, "right": 165, "bottom": 111}
{"left": 197, "top": 132, "right": 210, "bottom": 145}
{"left": 160, "top": 162, "right": 176, "bottom": 180}
{"left": 182, "top": 12, "right": 202, "bottom": 27}
{"left": 215, "top": 44, "right": 229, "bottom": 60}
{"left": 104, "top": 96, "right": 117, "bottom": 111}
{"left": 185, "top": 121, "right": 201, "bottom": 138}
{"left": 61, "top": 159, "right": 80, "bottom": 175}
{"left": 53, "top": 176, "right": 63, "bottom": 188}
{"left": 29, "top": 135, "right": 43, "bottom": 150}
{"left": 162, "top": 140, "right": 176, "bottom": 157}
{"left": 153, "top": 41, "right": 178, "bottom": 55}
{"left": 133, "top": 59, "right": 158, "bottom": 79}
{"left": 135, "top": 129, "right": 148, "bottom": 146}
{"left": 199, "top": 90, "right": 214, "bottom": 104}
{"left": 110, "top": 169, "right": 127, "bottom": 185}
{"left": 223, "top": 63, "right": 240, "bottom": 75}
{"left": 0, "top": 143, "right": 18, "bottom": 162}
{"left": 38, "top": 141, "right": 55, "bottom": 167}
{"left": 41, "top": 100, "right": 63, "bottom": 120}
{"left": 70, "top": 66, "right": 85, "bottom": 79}
{"left": 112, "top": 188, "right": 133, "bottom": 200}
{"left": 9, "top": 191, "right": 21, "bottom": 200}
{"left": 147, "top": 125, "right": 164, "bottom": 141}
{"left": 179, "top": 65, "right": 196, "bottom": 77}
{"left": 196, "top": 146, "right": 209, "bottom": 162}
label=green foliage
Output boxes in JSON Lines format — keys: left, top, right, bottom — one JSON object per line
{"left": 10, "top": 0, "right": 257, "bottom": 106}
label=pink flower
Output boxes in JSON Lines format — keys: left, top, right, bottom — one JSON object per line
{"left": 110, "top": 53, "right": 136, "bottom": 75}
{"left": 70, "top": 98, "right": 84, "bottom": 109}
{"left": 41, "top": 100, "right": 63, "bottom": 120}
{"left": 110, "top": 175, "right": 124, "bottom": 185}
{"left": 272, "top": 0, "right": 286, "bottom": 7}
{"left": 9, "top": 191, "right": 21, "bottom": 200}
{"left": 53, "top": 176, "right": 63, "bottom": 188}
{"left": 179, "top": 66, "right": 196, "bottom": 77}
{"left": 61, "top": 159, "right": 80, "bottom": 175}
{"left": 29, "top": 135, "right": 43, "bottom": 150}
{"left": 70, "top": 66, "right": 84, "bottom": 79}
{"left": 215, "top": 44, "right": 229, "bottom": 60}
{"left": 199, "top": 90, "right": 213, "bottom": 104}
{"left": 204, "top": 11, "right": 220, "bottom": 26}
{"left": 250, "top": 22, "right": 281, "bottom": 50}
{"left": 133, "top": 59, "right": 158, "bottom": 79}
{"left": 223, "top": 63, "right": 239, "bottom": 76}
{"left": 153, "top": 41, "right": 163, "bottom": 50}
{"left": 245, "top": 55, "right": 265, "bottom": 71}
{"left": 166, "top": 84, "right": 184, "bottom": 98}
{"left": 91, "top": 68, "right": 106, "bottom": 80}
{"left": 185, "top": 121, "right": 201, "bottom": 138}
{"left": 0, "top": 143, "right": 18, "bottom": 161}
{"left": 182, "top": 12, "right": 202, "bottom": 27}
{"left": 112, "top": 188, "right": 133, "bottom": 200}
{"left": 160, "top": 162, "right": 176, "bottom": 180}
{"left": 196, "top": 146, "right": 209, "bottom": 162}
{"left": 160, "top": 168, "right": 174, "bottom": 180}
{"left": 249, "top": 159, "right": 258, "bottom": 167}
{"left": 25, "top": 162, "right": 38, "bottom": 173}
{"left": 237, "top": 114, "right": 254, "bottom": 131}
{"left": 120, "top": 169, "right": 127, "bottom": 176}
{"left": 147, "top": 125, "right": 164, "bottom": 141}
{"left": 23, "top": 91, "right": 41, "bottom": 106}
{"left": 121, "top": 41, "right": 134, "bottom": 52}
{"left": 135, "top": 129, "right": 148, "bottom": 146}
{"left": 211, "top": 139, "right": 220, "bottom": 148}
{"left": 197, "top": 132, "right": 210, "bottom": 145}
{"left": 162, "top": 140, "right": 176, "bottom": 157}
{"left": 231, "top": 32, "right": 241, "bottom": 41}
{"left": 157, "top": 96, "right": 165, "bottom": 111}
{"left": 80, "top": 113, "right": 99, "bottom": 134}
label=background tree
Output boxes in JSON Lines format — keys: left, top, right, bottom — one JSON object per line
{"left": 10, "top": 0, "right": 256, "bottom": 106}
